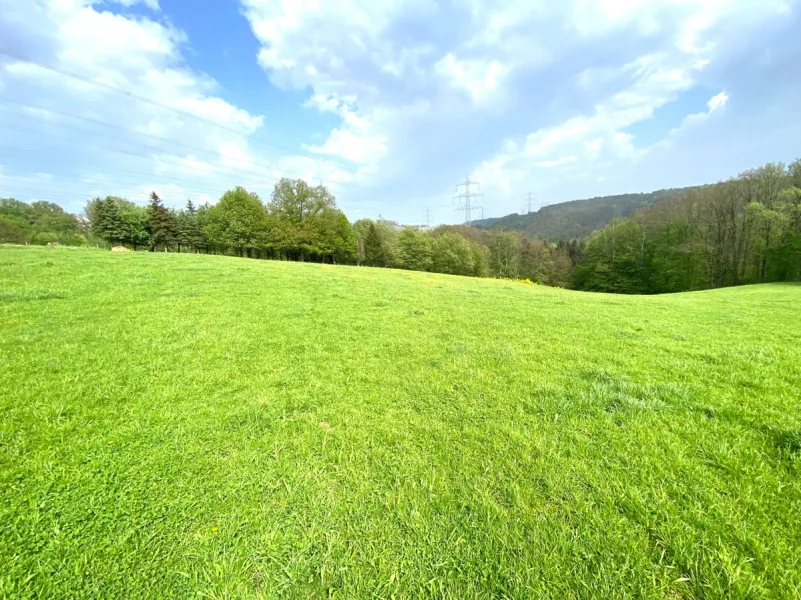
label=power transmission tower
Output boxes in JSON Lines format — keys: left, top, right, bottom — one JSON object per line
{"left": 454, "top": 174, "right": 483, "bottom": 226}
{"left": 524, "top": 191, "right": 536, "bottom": 214}
{"left": 424, "top": 207, "right": 432, "bottom": 227}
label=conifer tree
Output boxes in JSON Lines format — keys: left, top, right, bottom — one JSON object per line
{"left": 147, "top": 191, "right": 176, "bottom": 251}
{"left": 363, "top": 221, "right": 388, "bottom": 267}
{"left": 89, "top": 196, "right": 128, "bottom": 246}
{"left": 178, "top": 199, "right": 203, "bottom": 252}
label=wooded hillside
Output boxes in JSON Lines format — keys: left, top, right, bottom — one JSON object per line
{"left": 472, "top": 188, "right": 688, "bottom": 240}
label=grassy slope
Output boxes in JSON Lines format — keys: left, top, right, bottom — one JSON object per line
{"left": 1, "top": 246, "right": 800, "bottom": 600}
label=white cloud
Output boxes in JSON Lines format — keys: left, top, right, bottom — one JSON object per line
{"left": 537, "top": 156, "right": 577, "bottom": 168}
{"left": 1, "top": 0, "right": 799, "bottom": 226}
{"left": 306, "top": 128, "right": 388, "bottom": 165}
{"left": 0, "top": 0, "right": 370, "bottom": 215}
{"left": 303, "top": 93, "right": 347, "bottom": 114}
{"left": 666, "top": 90, "right": 729, "bottom": 136}
{"left": 569, "top": 0, "right": 662, "bottom": 37}
{"left": 238, "top": 0, "right": 799, "bottom": 223}
{"left": 480, "top": 51, "right": 697, "bottom": 182}
{"left": 109, "top": 0, "right": 161, "bottom": 10}
{"left": 707, "top": 90, "right": 728, "bottom": 112}
{"left": 434, "top": 54, "right": 507, "bottom": 103}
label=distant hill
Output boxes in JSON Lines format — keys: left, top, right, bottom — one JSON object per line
{"left": 472, "top": 188, "right": 690, "bottom": 240}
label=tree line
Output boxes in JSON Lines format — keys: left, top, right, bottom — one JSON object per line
{"left": 79, "top": 177, "right": 580, "bottom": 283}
{"left": 84, "top": 180, "right": 356, "bottom": 263}
{"left": 0, "top": 198, "right": 86, "bottom": 246}
{"left": 0, "top": 176, "right": 579, "bottom": 283}
{"left": 2, "top": 158, "right": 798, "bottom": 294}
{"left": 352, "top": 220, "right": 581, "bottom": 284}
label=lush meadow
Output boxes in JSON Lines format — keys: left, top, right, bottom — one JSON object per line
{"left": 1, "top": 246, "right": 800, "bottom": 599}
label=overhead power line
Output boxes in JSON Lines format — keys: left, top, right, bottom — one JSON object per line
{"left": 0, "top": 98, "right": 390, "bottom": 195}
{"left": 0, "top": 122, "right": 388, "bottom": 207}
{"left": 0, "top": 47, "right": 405, "bottom": 186}
{"left": 0, "top": 3, "right": 451, "bottom": 224}
{"left": 0, "top": 135, "right": 415, "bottom": 214}
{"left": 0, "top": 145, "right": 285, "bottom": 204}
{"left": 0, "top": 107, "right": 387, "bottom": 204}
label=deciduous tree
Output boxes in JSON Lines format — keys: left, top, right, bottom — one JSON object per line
{"left": 203, "top": 187, "right": 270, "bottom": 257}
{"left": 396, "top": 227, "right": 434, "bottom": 271}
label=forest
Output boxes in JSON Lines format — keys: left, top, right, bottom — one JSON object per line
{"left": 471, "top": 187, "right": 686, "bottom": 240}
{"left": 575, "top": 159, "right": 801, "bottom": 292}
{"left": 1, "top": 158, "right": 799, "bottom": 293}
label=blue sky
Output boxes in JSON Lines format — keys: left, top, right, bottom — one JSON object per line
{"left": 0, "top": 0, "right": 799, "bottom": 225}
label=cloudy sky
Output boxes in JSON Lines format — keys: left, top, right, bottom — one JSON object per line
{"left": 0, "top": 0, "right": 799, "bottom": 224}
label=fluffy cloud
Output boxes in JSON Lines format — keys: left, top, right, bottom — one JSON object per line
{"left": 434, "top": 54, "right": 507, "bottom": 104}
{"left": 1, "top": 0, "right": 799, "bottom": 226}
{"left": 241, "top": 0, "right": 801, "bottom": 222}
{"left": 0, "top": 0, "right": 362, "bottom": 215}
{"left": 111, "top": 0, "right": 160, "bottom": 10}
{"left": 707, "top": 91, "right": 728, "bottom": 112}
{"left": 666, "top": 90, "right": 728, "bottom": 137}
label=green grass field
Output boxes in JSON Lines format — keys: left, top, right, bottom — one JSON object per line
{"left": 1, "top": 246, "right": 800, "bottom": 599}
